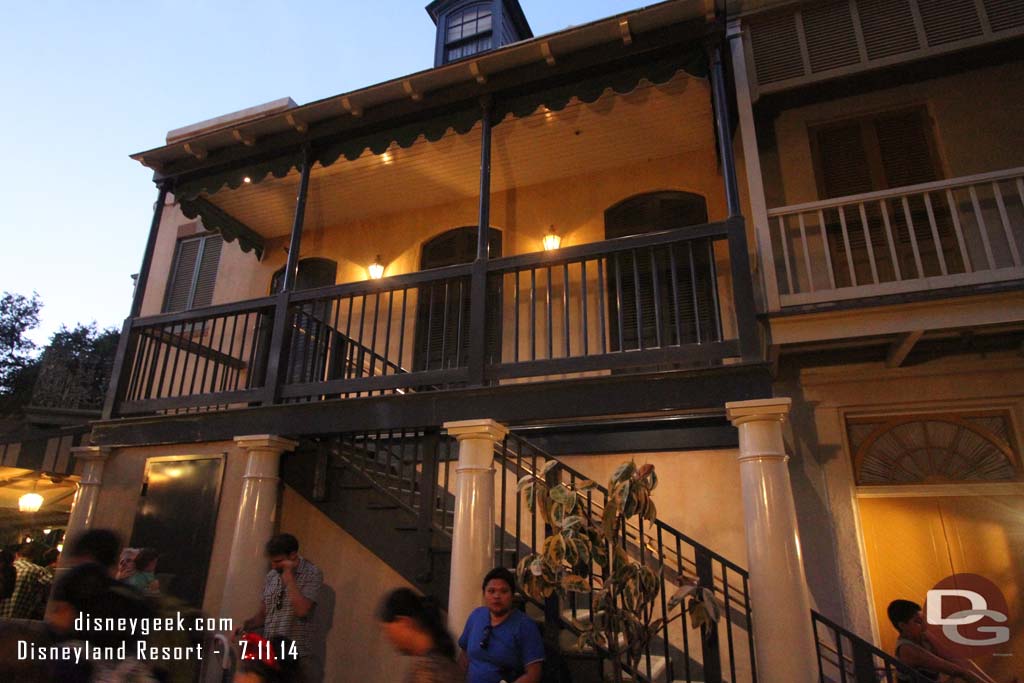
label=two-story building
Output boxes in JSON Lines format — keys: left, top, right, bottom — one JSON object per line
{"left": 42, "top": 1, "right": 1022, "bottom": 681}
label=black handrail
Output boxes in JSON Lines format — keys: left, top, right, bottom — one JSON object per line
{"left": 812, "top": 610, "right": 927, "bottom": 683}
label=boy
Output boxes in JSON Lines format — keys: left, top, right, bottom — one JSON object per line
{"left": 887, "top": 599, "right": 1005, "bottom": 683}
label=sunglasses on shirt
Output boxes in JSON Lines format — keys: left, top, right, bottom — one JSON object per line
{"left": 480, "top": 624, "right": 493, "bottom": 650}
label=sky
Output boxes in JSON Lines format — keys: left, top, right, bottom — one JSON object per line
{"left": 0, "top": 0, "right": 639, "bottom": 347}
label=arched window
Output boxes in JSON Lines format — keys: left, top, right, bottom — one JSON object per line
{"left": 603, "top": 191, "right": 714, "bottom": 351}
{"left": 414, "top": 227, "right": 501, "bottom": 372}
{"left": 444, "top": 3, "right": 493, "bottom": 62}
{"left": 849, "top": 413, "right": 1020, "bottom": 485}
{"left": 269, "top": 257, "right": 337, "bottom": 294}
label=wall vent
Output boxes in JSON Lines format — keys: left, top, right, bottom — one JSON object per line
{"left": 803, "top": 1, "right": 862, "bottom": 73}
{"left": 750, "top": 11, "right": 805, "bottom": 85}
{"left": 984, "top": 0, "right": 1024, "bottom": 31}
{"left": 919, "top": 0, "right": 983, "bottom": 46}
{"left": 746, "top": 0, "right": 1024, "bottom": 92}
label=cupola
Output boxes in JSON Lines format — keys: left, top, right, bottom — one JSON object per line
{"left": 426, "top": 0, "right": 533, "bottom": 67}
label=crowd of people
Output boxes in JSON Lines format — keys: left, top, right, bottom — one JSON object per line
{"left": 1, "top": 527, "right": 1014, "bottom": 683}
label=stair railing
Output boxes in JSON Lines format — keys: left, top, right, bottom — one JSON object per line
{"left": 493, "top": 431, "right": 757, "bottom": 683}
{"left": 812, "top": 610, "right": 927, "bottom": 683}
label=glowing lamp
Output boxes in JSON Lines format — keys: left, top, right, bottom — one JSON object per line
{"left": 542, "top": 225, "right": 562, "bottom": 251}
{"left": 368, "top": 256, "right": 385, "bottom": 280}
{"left": 19, "top": 492, "right": 43, "bottom": 513}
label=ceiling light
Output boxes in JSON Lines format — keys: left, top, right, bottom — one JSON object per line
{"left": 19, "top": 491, "right": 43, "bottom": 512}
{"left": 243, "top": 176, "right": 252, "bottom": 183}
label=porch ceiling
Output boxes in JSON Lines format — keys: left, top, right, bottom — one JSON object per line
{"left": 0, "top": 466, "right": 77, "bottom": 515}
{"left": 199, "top": 70, "right": 713, "bottom": 240}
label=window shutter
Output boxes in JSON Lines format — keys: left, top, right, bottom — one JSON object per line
{"left": 815, "top": 123, "right": 875, "bottom": 199}
{"left": 165, "top": 239, "right": 201, "bottom": 313}
{"left": 874, "top": 110, "right": 941, "bottom": 188}
{"left": 191, "top": 235, "right": 222, "bottom": 309}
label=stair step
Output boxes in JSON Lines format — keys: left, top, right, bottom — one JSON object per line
{"left": 366, "top": 502, "right": 400, "bottom": 510}
{"left": 338, "top": 484, "right": 373, "bottom": 490}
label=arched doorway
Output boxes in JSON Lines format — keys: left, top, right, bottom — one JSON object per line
{"left": 603, "top": 191, "right": 714, "bottom": 352}
{"left": 413, "top": 227, "right": 501, "bottom": 372}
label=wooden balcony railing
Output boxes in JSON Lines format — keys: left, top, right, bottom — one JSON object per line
{"left": 106, "top": 219, "right": 758, "bottom": 417}
{"left": 765, "top": 167, "right": 1024, "bottom": 308}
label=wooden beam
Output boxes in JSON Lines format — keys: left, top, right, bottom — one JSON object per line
{"left": 540, "top": 41, "right": 557, "bottom": 66}
{"left": 402, "top": 79, "right": 423, "bottom": 102}
{"left": 183, "top": 142, "right": 207, "bottom": 160}
{"left": 886, "top": 330, "right": 924, "bottom": 368}
{"left": 469, "top": 61, "right": 487, "bottom": 84}
{"left": 341, "top": 96, "right": 362, "bottom": 117}
{"left": 618, "top": 19, "right": 633, "bottom": 46}
{"left": 231, "top": 128, "right": 256, "bottom": 146}
{"left": 284, "top": 113, "right": 308, "bottom": 133}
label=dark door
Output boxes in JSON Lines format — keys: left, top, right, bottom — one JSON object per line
{"left": 269, "top": 259, "right": 339, "bottom": 385}
{"left": 413, "top": 227, "right": 502, "bottom": 372}
{"left": 129, "top": 455, "right": 226, "bottom": 607}
{"left": 604, "top": 192, "right": 714, "bottom": 351}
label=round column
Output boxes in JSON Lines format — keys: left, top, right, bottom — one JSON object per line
{"left": 220, "top": 435, "right": 297, "bottom": 623}
{"left": 726, "top": 398, "right": 817, "bottom": 683}
{"left": 443, "top": 419, "right": 508, "bottom": 633}
{"left": 63, "top": 446, "right": 111, "bottom": 553}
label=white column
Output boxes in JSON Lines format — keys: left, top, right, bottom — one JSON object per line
{"left": 726, "top": 398, "right": 817, "bottom": 683}
{"left": 63, "top": 446, "right": 111, "bottom": 553}
{"left": 728, "top": 19, "right": 781, "bottom": 312}
{"left": 219, "top": 434, "right": 298, "bottom": 624}
{"left": 443, "top": 418, "right": 509, "bottom": 633}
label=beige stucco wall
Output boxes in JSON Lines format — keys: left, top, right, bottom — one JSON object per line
{"left": 767, "top": 59, "right": 1024, "bottom": 208}
{"left": 278, "top": 485, "right": 414, "bottom": 683}
{"left": 775, "top": 352, "right": 1024, "bottom": 643}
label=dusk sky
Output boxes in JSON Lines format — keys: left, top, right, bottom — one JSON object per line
{"left": 0, "top": 1, "right": 636, "bottom": 345}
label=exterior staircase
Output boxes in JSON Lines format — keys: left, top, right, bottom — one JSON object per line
{"left": 281, "top": 427, "right": 758, "bottom": 682}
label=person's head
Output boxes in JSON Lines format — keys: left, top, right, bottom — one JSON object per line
{"left": 481, "top": 567, "right": 516, "bottom": 617}
{"left": 66, "top": 529, "right": 121, "bottom": 572}
{"left": 887, "top": 599, "right": 926, "bottom": 638}
{"left": 16, "top": 542, "right": 43, "bottom": 564}
{"left": 265, "top": 534, "right": 299, "bottom": 573}
{"left": 377, "top": 588, "right": 456, "bottom": 659}
{"left": 42, "top": 548, "right": 60, "bottom": 569}
{"left": 134, "top": 548, "right": 159, "bottom": 573}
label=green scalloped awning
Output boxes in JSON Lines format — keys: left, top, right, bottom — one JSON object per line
{"left": 173, "top": 44, "right": 708, "bottom": 254}
{"left": 180, "top": 196, "right": 266, "bottom": 258}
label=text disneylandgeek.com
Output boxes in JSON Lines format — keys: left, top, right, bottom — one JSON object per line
{"left": 14, "top": 612, "right": 296, "bottom": 663}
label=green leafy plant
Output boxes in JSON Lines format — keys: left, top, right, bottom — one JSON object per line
{"left": 516, "top": 461, "right": 722, "bottom": 681}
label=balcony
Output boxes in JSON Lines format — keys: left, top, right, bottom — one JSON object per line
{"left": 763, "top": 167, "right": 1024, "bottom": 309}
{"left": 106, "top": 219, "right": 758, "bottom": 417}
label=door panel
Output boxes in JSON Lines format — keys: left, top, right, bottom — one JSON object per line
{"left": 129, "top": 455, "right": 226, "bottom": 607}
{"left": 859, "top": 494, "right": 1024, "bottom": 678}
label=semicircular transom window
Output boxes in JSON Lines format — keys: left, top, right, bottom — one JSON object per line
{"left": 849, "top": 412, "right": 1020, "bottom": 485}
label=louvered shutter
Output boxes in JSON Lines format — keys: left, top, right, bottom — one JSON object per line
{"left": 164, "top": 238, "right": 201, "bottom": 312}
{"left": 414, "top": 228, "right": 501, "bottom": 374}
{"left": 816, "top": 122, "right": 876, "bottom": 199}
{"left": 191, "top": 235, "right": 222, "bottom": 309}
{"left": 874, "top": 109, "right": 940, "bottom": 188}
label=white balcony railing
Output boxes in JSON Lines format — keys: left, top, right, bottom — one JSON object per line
{"left": 765, "top": 167, "right": 1024, "bottom": 308}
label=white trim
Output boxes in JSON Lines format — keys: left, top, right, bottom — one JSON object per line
{"left": 856, "top": 482, "right": 1024, "bottom": 498}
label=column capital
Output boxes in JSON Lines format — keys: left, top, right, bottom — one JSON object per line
{"left": 70, "top": 445, "right": 112, "bottom": 462}
{"left": 443, "top": 419, "right": 509, "bottom": 443}
{"left": 233, "top": 434, "right": 299, "bottom": 453}
{"left": 726, "top": 397, "right": 792, "bottom": 426}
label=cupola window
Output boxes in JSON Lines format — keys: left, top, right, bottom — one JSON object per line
{"left": 445, "top": 4, "right": 493, "bottom": 62}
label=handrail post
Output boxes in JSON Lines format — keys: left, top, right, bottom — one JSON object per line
{"left": 102, "top": 182, "right": 169, "bottom": 420}
{"left": 468, "top": 97, "right": 493, "bottom": 387}
{"left": 262, "top": 145, "right": 312, "bottom": 405}
{"left": 696, "top": 549, "right": 723, "bottom": 683}
{"left": 417, "top": 429, "right": 441, "bottom": 582}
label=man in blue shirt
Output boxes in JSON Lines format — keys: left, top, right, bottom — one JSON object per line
{"left": 458, "top": 567, "right": 544, "bottom": 683}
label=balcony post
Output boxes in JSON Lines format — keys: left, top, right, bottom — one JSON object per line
{"left": 728, "top": 20, "right": 781, "bottom": 312}
{"left": 709, "top": 41, "right": 741, "bottom": 219}
{"left": 101, "top": 182, "right": 170, "bottom": 419}
{"left": 709, "top": 39, "right": 762, "bottom": 361}
{"left": 468, "top": 97, "right": 493, "bottom": 386}
{"left": 726, "top": 398, "right": 817, "bottom": 683}
{"left": 261, "top": 146, "right": 312, "bottom": 404}
{"left": 443, "top": 418, "right": 508, "bottom": 633}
